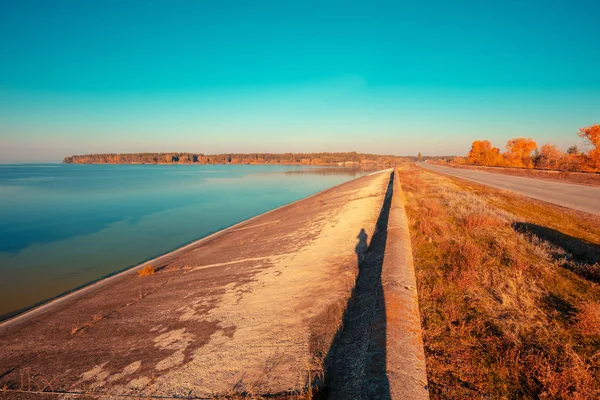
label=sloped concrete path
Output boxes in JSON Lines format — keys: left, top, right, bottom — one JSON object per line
{"left": 1, "top": 171, "right": 394, "bottom": 399}
{"left": 321, "top": 169, "right": 429, "bottom": 400}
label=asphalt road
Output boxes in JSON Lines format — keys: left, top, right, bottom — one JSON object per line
{"left": 419, "top": 163, "right": 600, "bottom": 215}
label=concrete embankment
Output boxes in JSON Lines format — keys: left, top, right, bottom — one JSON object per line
{"left": 384, "top": 169, "right": 429, "bottom": 399}
{"left": 319, "top": 169, "right": 429, "bottom": 400}
{"left": 0, "top": 168, "right": 430, "bottom": 399}
{"left": 0, "top": 169, "right": 416, "bottom": 398}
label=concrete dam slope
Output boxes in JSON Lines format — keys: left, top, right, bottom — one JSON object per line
{"left": 0, "top": 169, "right": 428, "bottom": 399}
{"left": 420, "top": 163, "right": 600, "bottom": 215}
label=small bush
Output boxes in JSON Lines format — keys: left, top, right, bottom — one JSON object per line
{"left": 137, "top": 265, "right": 155, "bottom": 277}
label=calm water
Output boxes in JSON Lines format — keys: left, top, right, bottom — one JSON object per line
{"left": 0, "top": 164, "right": 370, "bottom": 319}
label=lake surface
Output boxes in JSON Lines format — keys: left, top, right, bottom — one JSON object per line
{"left": 0, "top": 164, "right": 372, "bottom": 319}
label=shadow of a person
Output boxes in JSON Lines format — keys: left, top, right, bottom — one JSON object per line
{"left": 319, "top": 173, "right": 394, "bottom": 399}
{"left": 355, "top": 228, "right": 368, "bottom": 264}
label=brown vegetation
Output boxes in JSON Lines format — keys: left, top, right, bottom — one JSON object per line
{"left": 578, "top": 124, "right": 600, "bottom": 171}
{"left": 63, "top": 151, "right": 405, "bottom": 166}
{"left": 71, "top": 314, "right": 105, "bottom": 335}
{"left": 399, "top": 164, "right": 600, "bottom": 399}
{"left": 137, "top": 265, "right": 155, "bottom": 277}
{"left": 457, "top": 123, "right": 600, "bottom": 173}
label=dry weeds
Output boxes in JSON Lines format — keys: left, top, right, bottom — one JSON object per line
{"left": 399, "top": 164, "right": 600, "bottom": 399}
{"left": 137, "top": 265, "right": 155, "bottom": 277}
{"left": 71, "top": 314, "right": 105, "bottom": 335}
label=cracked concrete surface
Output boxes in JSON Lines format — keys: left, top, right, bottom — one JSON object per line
{"left": 0, "top": 170, "right": 391, "bottom": 399}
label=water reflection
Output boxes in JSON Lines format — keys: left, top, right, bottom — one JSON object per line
{"left": 284, "top": 166, "right": 381, "bottom": 176}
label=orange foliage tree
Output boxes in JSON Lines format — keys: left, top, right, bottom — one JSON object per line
{"left": 467, "top": 140, "right": 503, "bottom": 166}
{"left": 457, "top": 124, "right": 600, "bottom": 172}
{"left": 578, "top": 123, "right": 600, "bottom": 171}
{"left": 504, "top": 138, "right": 537, "bottom": 168}
{"left": 535, "top": 143, "right": 562, "bottom": 169}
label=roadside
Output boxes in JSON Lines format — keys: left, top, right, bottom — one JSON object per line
{"left": 420, "top": 163, "right": 600, "bottom": 215}
{"left": 427, "top": 162, "right": 600, "bottom": 187}
{"left": 399, "top": 164, "right": 600, "bottom": 399}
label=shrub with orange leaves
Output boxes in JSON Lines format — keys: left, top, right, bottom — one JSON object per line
{"left": 535, "top": 143, "right": 563, "bottom": 169}
{"left": 462, "top": 125, "right": 600, "bottom": 172}
{"left": 467, "top": 140, "right": 503, "bottom": 166}
{"left": 578, "top": 123, "right": 600, "bottom": 171}
{"left": 137, "top": 265, "right": 155, "bottom": 277}
{"left": 504, "top": 137, "right": 537, "bottom": 168}
{"left": 578, "top": 123, "right": 600, "bottom": 147}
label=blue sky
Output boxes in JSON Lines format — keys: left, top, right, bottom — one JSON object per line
{"left": 1, "top": 0, "right": 599, "bottom": 161}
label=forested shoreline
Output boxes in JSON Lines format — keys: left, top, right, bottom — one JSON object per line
{"left": 63, "top": 152, "right": 419, "bottom": 166}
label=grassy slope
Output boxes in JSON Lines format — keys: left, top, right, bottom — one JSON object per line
{"left": 398, "top": 164, "right": 600, "bottom": 399}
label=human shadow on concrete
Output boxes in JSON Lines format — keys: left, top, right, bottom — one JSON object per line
{"left": 513, "top": 222, "right": 600, "bottom": 283}
{"left": 317, "top": 172, "right": 394, "bottom": 399}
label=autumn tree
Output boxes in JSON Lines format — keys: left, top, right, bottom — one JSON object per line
{"left": 559, "top": 152, "right": 585, "bottom": 171}
{"left": 467, "top": 140, "right": 503, "bottom": 166}
{"left": 534, "top": 143, "right": 562, "bottom": 169}
{"left": 504, "top": 138, "right": 537, "bottom": 168}
{"left": 578, "top": 123, "right": 600, "bottom": 171}
{"left": 567, "top": 145, "right": 580, "bottom": 155}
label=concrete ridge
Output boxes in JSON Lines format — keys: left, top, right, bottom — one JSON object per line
{"left": 383, "top": 167, "right": 430, "bottom": 399}
{"left": 0, "top": 172, "right": 379, "bottom": 332}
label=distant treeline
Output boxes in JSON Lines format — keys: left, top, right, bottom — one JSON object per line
{"left": 452, "top": 124, "right": 600, "bottom": 172}
{"left": 63, "top": 152, "right": 431, "bottom": 166}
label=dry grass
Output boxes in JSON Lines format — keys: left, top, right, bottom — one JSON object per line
{"left": 399, "top": 164, "right": 600, "bottom": 399}
{"left": 137, "top": 265, "right": 155, "bottom": 277}
{"left": 71, "top": 313, "right": 104, "bottom": 335}
{"left": 576, "top": 302, "right": 600, "bottom": 337}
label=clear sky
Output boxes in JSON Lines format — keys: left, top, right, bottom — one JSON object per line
{"left": 1, "top": 0, "right": 599, "bottom": 162}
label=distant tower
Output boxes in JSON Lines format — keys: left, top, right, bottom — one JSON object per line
{"left": 417, "top": 152, "right": 423, "bottom": 162}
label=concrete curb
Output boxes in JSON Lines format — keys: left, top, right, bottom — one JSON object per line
{"left": 383, "top": 168, "right": 430, "bottom": 399}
